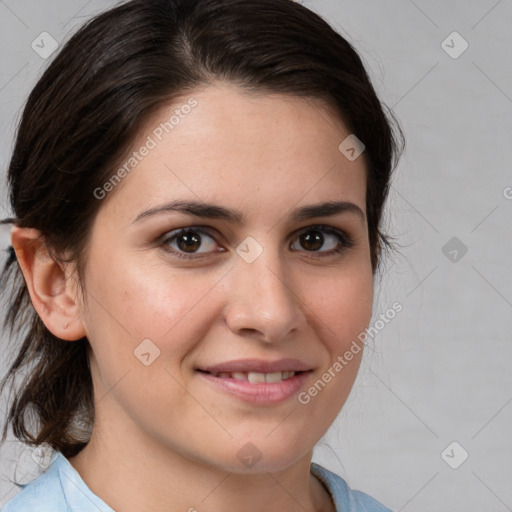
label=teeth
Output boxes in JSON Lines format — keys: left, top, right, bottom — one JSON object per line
{"left": 248, "top": 372, "right": 266, "bottom": 383}
{"left": 212, "top": 371, "right": 298, "bottom": 383}
{"left": 265, "top": 372, "right": 283, "bottom": 383}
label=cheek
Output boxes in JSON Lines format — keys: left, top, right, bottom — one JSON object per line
{"left": 81, "top": 255, "right": 220, "bottom": 366}
{"left": 80, "top": 260, "right": 204, "bottom": 417}
{"left": 297, "top": 271, "right": 371, "bottom": 423}
{"left": 305, "top": 266, "right": 373, "bottom": 352}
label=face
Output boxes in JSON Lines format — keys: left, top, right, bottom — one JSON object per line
{"left": 77, "top": 83, "right": 373, "bottom": 473}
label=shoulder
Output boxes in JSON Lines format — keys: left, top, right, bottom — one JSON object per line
{"left": 1, "top": 451, "right": 113, "bottom": 512}
{"left": 310, "top": 462, "right": 393, "bottom": 512}
{"left": 1, "top": 459, "right": 69, "bottom": 512}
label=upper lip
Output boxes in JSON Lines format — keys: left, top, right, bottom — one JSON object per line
{"left": 197, "top": 358, "right": 313, "bottom": 374}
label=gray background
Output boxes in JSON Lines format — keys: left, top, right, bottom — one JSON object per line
{"left": 1, "top": 1, "right": 511, "bottom": 510}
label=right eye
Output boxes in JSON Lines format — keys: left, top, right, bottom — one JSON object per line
{"left": 160, "top": 226, "right": 225, "bottom": 260}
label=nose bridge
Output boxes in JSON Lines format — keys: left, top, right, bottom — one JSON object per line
{"left": 225, "top": 235, "right": 304, "bottom": 340}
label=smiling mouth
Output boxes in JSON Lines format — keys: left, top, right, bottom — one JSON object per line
{"left": 196, "top": 369, "right": 307, "bottom": 384}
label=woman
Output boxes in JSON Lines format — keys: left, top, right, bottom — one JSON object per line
{"left": 0, "top": 0, "right": 404, "bottom": 510}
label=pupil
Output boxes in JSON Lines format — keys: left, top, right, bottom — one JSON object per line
{"left": 302, "top": 231, "right": 323, "bottom": 251}
{"left": 178, "top": 232, "right": 201, "bottom": 252}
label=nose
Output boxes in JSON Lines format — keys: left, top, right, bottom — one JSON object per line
{"left": 223, "top": 245, "right": 307, "bottom": 343}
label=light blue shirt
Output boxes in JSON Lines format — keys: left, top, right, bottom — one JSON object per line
{"left": 1, "top": 450, "right": 393, "bottom": 511}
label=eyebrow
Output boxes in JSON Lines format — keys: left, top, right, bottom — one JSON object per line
{"left": 133, "top": 199, "right": 365, "bottom": 224}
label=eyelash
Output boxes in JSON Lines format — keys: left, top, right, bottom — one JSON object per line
{"left": 159, "top": 225, "right": 355, "bottom": 261}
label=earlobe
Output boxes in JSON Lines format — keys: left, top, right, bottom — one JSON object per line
{"left": 11, "top": 227, "right": 87, "bottom": 341}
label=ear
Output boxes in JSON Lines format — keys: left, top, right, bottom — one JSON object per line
{"left": 11, "top": 227, "right": 87, "bottom": 341}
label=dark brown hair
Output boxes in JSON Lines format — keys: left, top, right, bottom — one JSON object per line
{"left": 0, "top": 0, "right": 404, "bottom": 459}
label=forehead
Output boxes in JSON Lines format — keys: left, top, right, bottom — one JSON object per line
{"left": 99, "top": 83, "right": 367, "bottom": 224}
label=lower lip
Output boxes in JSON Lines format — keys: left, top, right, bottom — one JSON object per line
{"left": 196, "top": 371, "right": 312, "bottom": 405}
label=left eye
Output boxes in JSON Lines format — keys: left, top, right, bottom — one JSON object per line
{"left": 290, "top": 226, "right": 352, "bottom": 254}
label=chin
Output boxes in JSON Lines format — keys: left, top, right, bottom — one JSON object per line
{"left": 217, "top": 435, "right": 315, "bottom": 474}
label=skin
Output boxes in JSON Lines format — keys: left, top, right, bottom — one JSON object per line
{"left": 12, "top": 82, "right": 374, "bottom": 512}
